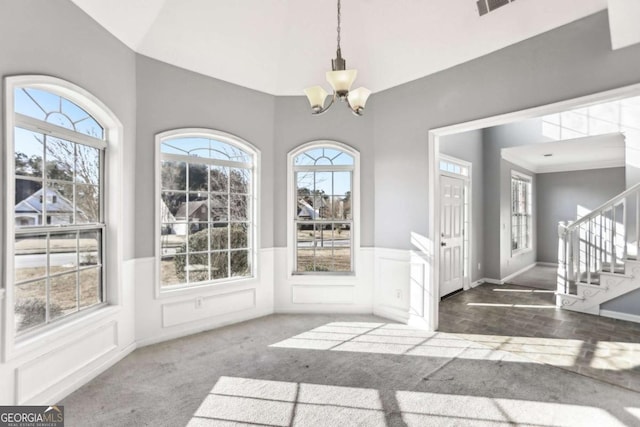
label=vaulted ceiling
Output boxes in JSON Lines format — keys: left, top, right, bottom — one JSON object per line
{"left": 70, "top": 0, "right": 607, "bottom": 95}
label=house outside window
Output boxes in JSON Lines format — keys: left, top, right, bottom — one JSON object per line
{"left": 158, "top": 129, "right": 258, "bottom": 290}
{"left": 10, "top": 85, "right": 106, "bottom": 334}
{"left": 290, "top": 142, "right": 359, "bottom": 274}
{"left": 511, "top": 171, "right": 532, "bottom": 253}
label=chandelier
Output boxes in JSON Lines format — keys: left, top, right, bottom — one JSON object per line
{"left": 303, "top": 0, "right": 371, "bottom": 116}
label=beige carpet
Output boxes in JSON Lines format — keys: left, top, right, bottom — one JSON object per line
{"left": 60, "top": 314, "right": 640, "bottom": 426}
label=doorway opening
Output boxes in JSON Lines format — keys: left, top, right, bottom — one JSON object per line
{"left": 428, "top": 82, "right": 640, "bottom": 331}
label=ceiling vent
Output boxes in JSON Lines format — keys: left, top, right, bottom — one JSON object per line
{"left": 477, "top": 0, "right": 516, "bottom": 16}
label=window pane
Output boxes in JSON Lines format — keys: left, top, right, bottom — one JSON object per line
{"left": 15, "top": 88, "right": 104, "bottom": 139}
{"left": 187, "top": 193, "right": 209, "bottom": 223}
{"left": 79, "top": 231, "right": 100, "bottom": 266}
{"left": 15, "top": 279, "right": 47, "bottom": 333}
{"left": 76, "top": 145, "right": 100, "bottom": 185}
{"left": 211, "top": 225, "right": 229, "bottom": 251}
{"left": 296, "top": 249, "right": 315, "bottom": 272}
{"left": 211, "top": 194, "right": 228, "bottom": 222}
{"left": 188, "top": 163, "right": 208, "bottom": 191}
{"left": 314, "top": 172, "right": 332, "bottom": 194}
{"left": 230, "top": 168, "right": 250, "bottom": 194}
{"left": 79, "top": 267, "right": 101, "bottom": 309}
{"left": 15, "top": 179, "right": 43, "bottom": 226}
{"left": 15, "top": 233, "right": 47, "bottom": 283}
{"left": 187, "top": 253, "right": 210, "bottom": 283}
{"left": 210, "top": 252, "right": 229, "bottom": 279}
{"left": 49, "top": 232, "right": 77, "bottom": 275}
{"left": 45, "top": 137, "right": 74, "bottom": 182}
{"left": 50, "top": 272, "right": 78, "bottom": 320}
{"left": 161, "top": 224, "right": 186, "bottom": 255}
{"left": 210, "top": 165, "right": 228, "bottom": 192}
{"left": 162, "top": 192, "right": 187, "bottom": 220}
{"left": 76, "top": 184, "right": 100, "bottom": 223}
{"left": 161, "top": 255, "right": 183, "bottom": 287}
{"left": 230, "top": 195, "right": 249, "bottom": 221}
{"left": 230, "top": 223, "right": 248, "bottom": 249}
{"left": 188, "top": 224, "right": 210, "bottom": 252}
{"left": 161, "top": 161, "right": 186, "bottom": 191}
{"left": 333, "top": 171, "right": 351, "bottom": 195}
{"left": 231, "top": 250, "right": 250, "bottom": 277}
{"left": 15, "top": 128, "right": 44, "bottom": 178}
{"left": 49, "top": 182, "right": 75, "bottom": 225}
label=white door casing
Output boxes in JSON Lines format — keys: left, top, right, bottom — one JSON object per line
{"left": 440, "top": 175, "right": 464, "bottom": 297}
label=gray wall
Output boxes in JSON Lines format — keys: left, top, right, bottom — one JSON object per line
{"left": 0, "top": 0, "right": 137, "bottom": 261}
{"left": 372, "top": 11, "right": 640, "bottom": 255}
{"left": 439, "top": 130, "right": 484, "bottom": 282}
{"left": 135, "top": 56, "right": 276, "bottom": 256}
{"left": 536, "top": 167, "right": 626, "bottom": 264}
{"left": 273, "top": 97, "right": 375, "bottom": 248}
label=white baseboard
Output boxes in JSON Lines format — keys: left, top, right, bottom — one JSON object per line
{"left": 479, "top": 278, "right": 503, "bottom": 285}
{"left": 599, "top": 309, "right": 640, "bottom": 324}
{"left": 470, "top": 280, "right": 485, "bottom": 288}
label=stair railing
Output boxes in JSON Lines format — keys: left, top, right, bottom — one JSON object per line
{"left": 557, "top": 182, "right": 640, "bottom": 297}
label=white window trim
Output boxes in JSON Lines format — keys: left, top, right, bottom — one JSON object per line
{"left": 510, "top": 170, "right": 533, "bottom": 256}
{"left": 286, "top": 140, "right": 361, "bottom": 282}
{"left": 3, "top": 75, "right": 124, "bottom": 362}
{"left": 154, "top": 128, "right": 261, "bottom": 298}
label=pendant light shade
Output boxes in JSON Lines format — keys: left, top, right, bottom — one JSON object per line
{"left": 304, "top": 86, "right": 329, "bottom": 111}
{"left": 326, "top": 69, "right": 357, "bottom": 97}
{"left": 347, "top": 87, "right": 372, "bottom": 115}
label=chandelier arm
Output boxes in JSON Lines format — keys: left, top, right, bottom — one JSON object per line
{"left": 311, "top": 94, "right": 336, "bottom": 115}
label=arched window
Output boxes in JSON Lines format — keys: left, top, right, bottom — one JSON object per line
{"left": 8, "top": 80, "right": 108, "bottom": 335}
{"left": 289, "top": 142, "right": 359, "bottom": 274}
{"left": 157, "top": 129, "right": 258, "bottom": 289}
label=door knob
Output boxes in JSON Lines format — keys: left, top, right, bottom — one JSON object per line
{"left": 441, "top": 241, "right": 446, "bottom": 247}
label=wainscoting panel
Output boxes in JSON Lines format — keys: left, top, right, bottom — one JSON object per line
{"left": 273, "top": 248, "right": 374, "bottom": 313}
{"left": 16, "top": 321, "right": 118, "bottom": 404}
{"left": 291, "top": 285, "right": 354, "bottom": 304}
{"left": 162, "top": 289, "right": 256, "bottom": 328}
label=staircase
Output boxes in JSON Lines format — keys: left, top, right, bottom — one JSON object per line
{"left": 556, "top": 183, "right": 640, "bottom": 314}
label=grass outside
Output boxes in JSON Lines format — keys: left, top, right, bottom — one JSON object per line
{"left": 297, "top": 247, "right": 351, "bottom": 272}
{"left": 296, "top": 228, "right": 351, "bottom": 242}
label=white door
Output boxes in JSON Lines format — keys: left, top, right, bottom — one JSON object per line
{"left": 440, "top": 175, "right": 464, "bottom": 297}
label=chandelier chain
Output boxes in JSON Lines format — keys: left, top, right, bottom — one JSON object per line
{"left": 337, "top": 0, "right": 341, "bottom": 51}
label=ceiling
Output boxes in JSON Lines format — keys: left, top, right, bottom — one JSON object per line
{"left": 70, "top": 0, "right": 607, "bottom": 95}
{"left": 501, "top": 133, "right": 626, "bottom": 174}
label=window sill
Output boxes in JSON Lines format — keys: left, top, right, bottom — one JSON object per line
{"left": 287, "top": 272, "right": 359, "bottom": 285}
{"left": 157, "top": 275, "right": 258, "bottom": 299}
